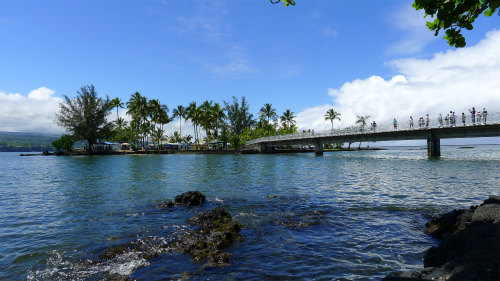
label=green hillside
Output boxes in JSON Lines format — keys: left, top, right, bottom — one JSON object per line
{"left": 0, "top": 132, "right": 59, "bottom": 152}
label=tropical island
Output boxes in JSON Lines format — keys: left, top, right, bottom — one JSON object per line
{"left": 46, "top": 84, "right": 357, "bottom": 155}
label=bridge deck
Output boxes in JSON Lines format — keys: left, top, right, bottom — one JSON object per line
{"left": 248, "top": 124, "right": 500, "bottom": 146}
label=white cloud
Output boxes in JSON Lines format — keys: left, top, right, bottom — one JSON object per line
{"left": 279, "top": 64, "right": 301, "bottom": 78}
{"left": 323, "top": 27, "right": 338, "bottom": 38}
{"left": 28, "top": 86, "right": 55, "bottom": 100}
{"left": 296, "top": 30, "right": 500, "bottom": 132}
{"left": 212, "top": 57, "right": 257, "bottom": 76}
{"left": 386, "top": 3, "right": 437, "bottom": 55}
{"left": 0, "top": 87, "right": 63, "bottom": 134}
{"left": 210, "top": 45, "right": 257, "bottom": 77}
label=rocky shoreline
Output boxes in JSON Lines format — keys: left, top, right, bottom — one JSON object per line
{"left": 383, "top": 196, "right": 500, "bottom": 281}
{"left": 101, "top": 191, "right": 243, "bottom": 278}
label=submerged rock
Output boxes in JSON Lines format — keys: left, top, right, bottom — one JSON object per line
{"left": 272, "top": 210, "right": 326, "bottom": 229}
{"left": 173, "top": 208, "right": 244, "bottom": 266}
{"left": 187, "top": 207, "right": 232, "bottom": 228}
{"left": 158, "top": 191, "right": 206, "bottom": 208}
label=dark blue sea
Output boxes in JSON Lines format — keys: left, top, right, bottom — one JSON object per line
{"left": 1, "top": 145, "right": 499, "bottom": 280}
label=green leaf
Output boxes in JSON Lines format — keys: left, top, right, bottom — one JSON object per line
{"left": 484, "top": 8, "right": 494, "bottom": 16}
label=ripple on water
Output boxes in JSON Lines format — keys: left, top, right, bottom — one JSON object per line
{"left": 1, "top": 146, "right": 499, "bottom": 280}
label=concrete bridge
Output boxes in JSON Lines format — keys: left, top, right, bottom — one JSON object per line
{"left": 246, "top": 113, "right": 500, "bottom": 157}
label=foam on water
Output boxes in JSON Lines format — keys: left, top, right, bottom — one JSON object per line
{"left": 108, "top": 252, "right": 150, "bottom": 276}
{"left": 2, "top": 147, "right": 499, "bottom": 280}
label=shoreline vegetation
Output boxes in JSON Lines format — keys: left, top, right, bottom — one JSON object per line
{"left": 19, "top": 147, "right": 388, "bottom": 156}
{"left": 50, "top": 84, "right": 390, "bottom": 156}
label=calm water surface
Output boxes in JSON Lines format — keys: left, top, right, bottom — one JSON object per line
{"left": 1, "top": 145, "right": 499, "bottom": 280}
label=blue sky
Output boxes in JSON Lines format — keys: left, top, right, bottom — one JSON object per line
{"left": 0, "top": 0, "right": 499, "bottom": 137}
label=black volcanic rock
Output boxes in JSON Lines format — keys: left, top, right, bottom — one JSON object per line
{"left": 383, "top": 196, "right": 500, "bottom": 281}
{"left": 173, "top": 191, "right": 206, "bottom": 206}
{"left": 158, "top": 190, "right": 206, "bottom": 208}
{"left": 172, "top": 208, "right": 243, "bottom": 267}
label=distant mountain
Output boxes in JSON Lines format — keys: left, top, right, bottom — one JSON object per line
{"left": 0, "top": 131, "right": 59, "bottom": 152}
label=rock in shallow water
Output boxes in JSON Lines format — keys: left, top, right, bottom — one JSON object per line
{"left": 173, "top": 207, "right": 244, "bottom": 266}
{"left": 384, "top": 196, "right": 500, "bottom": 281}
{"left": 158, "top": 190, "right": 206, "bottom": 208}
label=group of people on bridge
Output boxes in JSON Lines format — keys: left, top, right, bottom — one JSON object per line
{"left": 368, "top": 107, "right": 489, "bottom": 132}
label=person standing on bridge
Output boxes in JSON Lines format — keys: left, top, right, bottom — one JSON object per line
{"left": 425, "top": 114, "right": 430, "bottom": 128}
{"left": 445, "top": 114, "right": 449, "bottom": 127}
{"left": 373, "top": 121, "right": 377, "bottom": 132}
{"left": 438, "top": 114, "right": 443, "bottom": 127}
{"left": 477, "top": 111, "right": 481, "bottom": 125}
{"left": 409, "top": 116, "right": 414, "bottom": 130}
{"left": 482, "top": 108, "right": 488, "bottom": 124}
{"left": 470, "top": 107, "right": 476, "bottom": 125}
{"left": 461, "top": 112, "right": 466, "bottom": 126}
{"left": 393, "top": 118, "right": 398, "bottom": 130}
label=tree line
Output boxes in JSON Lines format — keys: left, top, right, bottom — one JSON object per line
{"left": 55, "top": 85, "right": 303, "bottom": 153}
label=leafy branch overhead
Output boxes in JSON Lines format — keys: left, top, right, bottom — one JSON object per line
{"left": 413, "top": 0, "right": 499, "bottom": 47}
{"left": 270, "top": 0, "right": 295, "bottom": 7}
{"left": 272, "top": 0, "right": 499, "bottom": 48}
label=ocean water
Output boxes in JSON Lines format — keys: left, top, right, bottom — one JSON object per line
{"left": 0, "top": 145, "right": 499, "bottom": 280}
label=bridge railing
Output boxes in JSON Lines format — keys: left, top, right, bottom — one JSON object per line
{"left": 246, "top": 112, "right": 500, "bottom": 145}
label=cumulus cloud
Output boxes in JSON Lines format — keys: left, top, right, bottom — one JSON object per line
{"left": 296, "top": 30, "right": 500, "bottom": 131}
{"left": 0, "top": 87, "right": 63, "bottom": 134}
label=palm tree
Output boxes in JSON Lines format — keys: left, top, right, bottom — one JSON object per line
{"left": 259, "top": 103, "right": 277, "bottom": 123}
{"left": 170, "top": 131, "right": 182, "bottom": 143}
{"left": 280, "top": 109, "right": 296, "bottom": 128}
{"left": 355, "top": 115, "right": 370, "bottom": 149}
{"left": 110, "top": 97, "right": 124, "bottom": 119}
{"left": 212, "top": 103, "right": 226, "bottom": 138}
{"left": 186, "top": 102, "right": 201, "bottom": 150}
{"left": 355, "top": 115, "right": 370, "bottom": 130}
{"left": 172, "top": 105, "right": 186, "bottom": 137}
{"left": 157, "top": 105, "right": 170, "bottom": 132}
{"left": 200, "top": 100, "right": 215, "bottom": 141}
{"left": 147, "top": 99, "right": 161, "bottom": 129}
{"left": 324, "top": 109, "right": 341, "bottom": 130}
{"left": 152, "top": 127, "right": 164, "bottom": 149}
{"left": 126, "top": 92, "right": 148, "bottom": 149}
{"left": 259, "top": 103, "right": 277, "bottom": 135}
{"left": 115, "top": 117, "right": 127, "bottom": 130}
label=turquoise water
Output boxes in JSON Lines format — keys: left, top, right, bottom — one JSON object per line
{"left": 0, "top": 145, "right": 499, "bottom": 280}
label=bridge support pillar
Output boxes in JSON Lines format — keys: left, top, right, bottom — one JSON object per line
{"left": 427, "top": 131, "right": 440, "bottom": 157}
{"left": 259, "top": 143, "right": 275, "bottom": 153}
{"left": 314, "top": 139, "right": 323, "bottom": 156}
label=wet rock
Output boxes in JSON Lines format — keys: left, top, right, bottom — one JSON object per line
{"left": 426, "top": 196, "right": 500, "bottom": 239}
{"left": 173, "top": 208, "right": 244, "bottom": 267}
{"left": 384, "top": 196, "right": 500, "bottom": 281}
{"left": 187, "top": 207, "right": 232, "bottom": 228}
{"left": 481, "top": 195, "right": 500, "bottom": 205}
{"left": 158, "top": 191, "right": 206, "bottom": 208}
{"left": 100, "top": 244, "right": 130, "bottom": 260}
{"left": 471, "top": 204, "right": 500, "bottom": 223}
{"left": 382, "top": 267, "right": 448, "bottom": 281}
{"left": 173, "top": 191, "right": 206, "bottom": 206}
{"left": 425, "top": 209, "right": 474, "bottom": 239}
{"left": 423, "top": 222, "right": 499, "bottom": 280}
{"left": 272, "top": 210, "right": 325, "bottom": 229}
